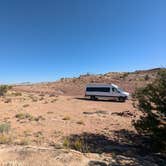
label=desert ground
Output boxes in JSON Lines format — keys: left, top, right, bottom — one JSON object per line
{"left": 0, "top": 92, "right": 165, "bottom": 165}
{"left": 0, "top": 69, "right": 165, "bottom": 165}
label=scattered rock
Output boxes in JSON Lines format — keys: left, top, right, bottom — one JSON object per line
{"left": 111, "top": 111, "right": 134, "bottom": 117}
{"left": 83, "top": 111, "right": 108, "bottom": 115}
{"left": 88, "top": 160, "right": 107, "bottom": 166}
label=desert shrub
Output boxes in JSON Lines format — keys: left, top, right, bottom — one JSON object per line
{"left": 133, "top": 69, "right": 166, "bottom": 152}
{"left": 12, "top": 92, "right": 22, "bottom": 96}
{"left": 63, "top": 133, "right": 115, "bottom": 153}
{"left": 144, "top": 74, "right": 150, "bottom": 81}
{"left": 15, "top": 113, "right": 34, "bottom": 121}
{"left": 28, "top": 95, "right": 38, "bottom": 102}
{"left": 63, "top": 136, "right": 89, "bottom": 152}
{"left": 0, "top": 135, "right": 12, "bottom": 144}
{"left": 15, "top": 113, "right": 45, "bottom": 122}
{"left": 0, "top": 85, "right": 12, "bottom": 96}
{"left": 122, "top": 72, "right": 130, "bottom": 79}
{"left": 0, "top": 123, "right": 10, "bottom": 134}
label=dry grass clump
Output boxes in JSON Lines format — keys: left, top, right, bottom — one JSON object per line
{"left": 34, "top": 115, "right": 45, "bottom": 121}
{"left": 12, "top": 92, "right": 22, "bottom": 96}
{"left": 62, "top": 116, "right": 70, "bottom": 121}
{"left": 76, "top": 121, "right": 85, "bottom": 125}
{"left": 63, "top": 133, "right": 112, "bottom": 153}
{"left": 51, "top": 99, "right": 57, "bottom": 103}
{"left": 34, "top": 131, "right": 43, "bottom": 137}
{"left": 43, "top": 101, "right": 48, "bottom": 104}
{"left": 0, "top": 135, "right": 13, "bottom": 144}
{"left": 47, "top": 111, "right": 54, "bottom": 114}
{"left": 33, "top": 131, "right": 44, "bottom": 145}
{"left": 39, "top": 97, "right": 44, "bottom": 101}
{"left": 28, "top": 95, "right": 38, "bottom": 102}
{"left": 4, "top": 98, "right": 12, "bottom": 103}
{"left": 0, "top": 123, "right": 12, "bottom": 144}
{"left": 23, "top": 104, "right": 30, "bottom": 108}
{"left": 0, "top": 123, "right": 10, "bottom": 134}
{"left": 24, "top": 130, "right": 32, "bottom": 137}
{"left": 15, "top": 113, "right": 45, "bottom": 122}
{"left": 39, "top": 93, "right": 45, "bottom": 97}
{"left": 17, "top": 138, "right": 30, "bottom": 145}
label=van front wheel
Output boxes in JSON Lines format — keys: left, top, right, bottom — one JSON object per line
{"left": 118, "top": 97, "right": 125, "bottom": 102}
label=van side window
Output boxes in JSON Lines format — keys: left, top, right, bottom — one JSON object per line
{"left": 86, "top": 87, "right": 110, "bottom": 92}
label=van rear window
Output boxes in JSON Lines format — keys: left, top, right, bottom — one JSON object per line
{"left": 86, "top": 87, "right": 110, "bottom": 92}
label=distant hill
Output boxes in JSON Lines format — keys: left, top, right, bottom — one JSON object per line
{"left": 13, "top": 68, "right": 164, "bottom": 96}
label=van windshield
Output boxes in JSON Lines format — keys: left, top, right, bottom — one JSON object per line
{"left": 117, "top": 88, "right": 124, "bottom": 92}
{"left": 112, "top": 87, "right": 120, "bottom": 93}
{"left": 112, "top": 86, "right": 124, "bottom": 93}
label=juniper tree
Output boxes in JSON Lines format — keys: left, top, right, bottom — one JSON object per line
{"left": 133, "top": 69, "right": 166, "bottom": 152}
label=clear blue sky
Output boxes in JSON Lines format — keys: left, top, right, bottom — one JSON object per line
{"left": 0, "top": 0, "right": 166, "bottom": 83}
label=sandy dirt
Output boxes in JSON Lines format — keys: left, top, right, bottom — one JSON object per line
{"left": 0, "top": 91, "right": 164, "bottom": 165}
{"left": 0, "top": 93, "right": 136, "bottom": 146}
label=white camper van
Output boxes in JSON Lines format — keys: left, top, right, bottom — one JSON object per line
{"left": 85, "top": 83, "right": 129, "bottom": 102}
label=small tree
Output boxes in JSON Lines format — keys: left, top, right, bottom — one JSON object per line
{"left": 0, "top": 85, "right": 12, "bottom": 96}
{"left": 133, "top": 69, "right": 166, "bottom": 152}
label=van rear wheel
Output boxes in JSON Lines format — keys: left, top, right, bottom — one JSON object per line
{"left": 90, "top": 96, "right": 96, "bottom": 100}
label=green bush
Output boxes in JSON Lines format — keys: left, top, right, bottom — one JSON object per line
{"left": 133, "top": 69, "right": 166, "bottom": 152}
{"left": 0, "top": 85, "right": 12, "bottom": 96}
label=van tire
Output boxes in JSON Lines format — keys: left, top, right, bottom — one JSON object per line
{"left": 90, "top": 96, "right": 96, "bottom": 100}
{"left": 118, "top": 97, "right": 125, "bottom": 102}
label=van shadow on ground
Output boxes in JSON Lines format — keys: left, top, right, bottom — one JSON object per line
{"left": 75, "top": 97, "right": 120, "bottom": 103}
{"left": 65, "top": 130, "right": 166, "bottom": 166}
